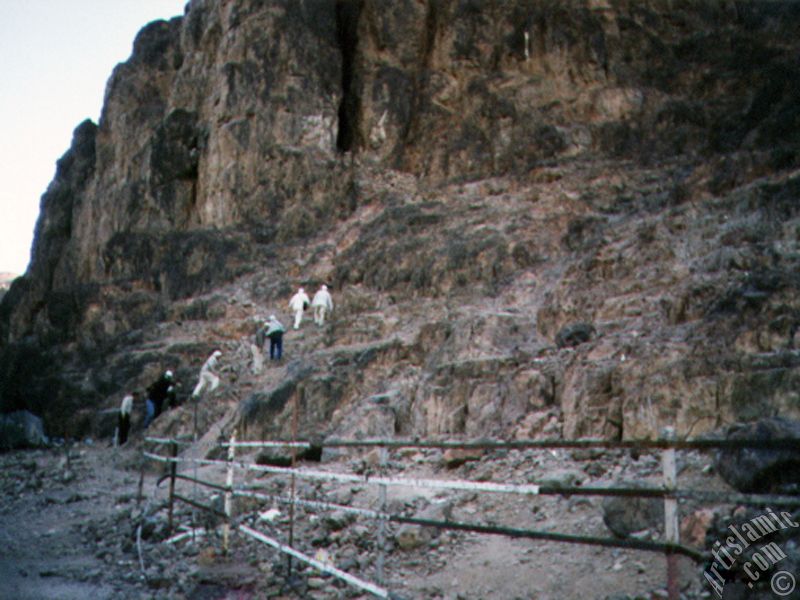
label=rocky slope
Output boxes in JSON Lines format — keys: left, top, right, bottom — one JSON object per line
{"left": 0, "top": 273, "right": 16, "bottom": 303}
{"left": 2, "top": 0, "right": 800, "bottom": 446}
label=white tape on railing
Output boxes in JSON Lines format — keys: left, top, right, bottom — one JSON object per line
{"left": 220, "top": 441, "right": 312, "bottom": 449}
{"left": 238, "top": 524, "right": 391, "bottom": 598}
{"left": 151, "top": 454, "right": 540, "bottom": 496}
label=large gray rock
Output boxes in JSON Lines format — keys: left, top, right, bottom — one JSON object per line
{"left": 92, "top": 408, "right": 120, "bottom": 442}
{"left": 715, "top": 417, "right": 800, "bottom": 493}
{"left": 395, "top": 500, "right": 454, "bottom": 551}
{"left": 555, "top": 322, "right": 596, "bottom": 349}
{"left": 538, "top": 468, "right": 587, "bottom": 489}
{"left": 0, "top": 411, "right": 48, "bottom": 449}
{"left": 602, "top": 481, "right": 663, "bottom": 539}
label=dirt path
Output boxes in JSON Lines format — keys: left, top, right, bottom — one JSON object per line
{"left": 0, "top": 444, "right": 149, "bottom": 599}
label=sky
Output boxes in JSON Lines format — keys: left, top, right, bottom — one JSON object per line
{"left": 0, "top": 0, "right": 188, "bottom": 276}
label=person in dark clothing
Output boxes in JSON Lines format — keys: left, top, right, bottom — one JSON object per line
{"left": 265, "top": 315, "right": 285, "bottom": 360}
{"left": 144, "top": 370, "right": 175, "bottom": 428}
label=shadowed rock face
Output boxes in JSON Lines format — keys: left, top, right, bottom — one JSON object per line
{"left": 715, "top": 417, "right": 800, "bottom": 493}
{"left": 2, "top": 0, "right": 800, "bottom": 440}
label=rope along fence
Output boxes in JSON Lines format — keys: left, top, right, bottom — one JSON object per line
{"left": 142, "top": 434, "right": 800, "bottom": 599}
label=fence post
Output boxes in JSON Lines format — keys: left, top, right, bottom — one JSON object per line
{"left": 376, "top": 445, "right": 388, "bottom": 585}
{"left": 168, "top": 441, "right": 178, "bottom": 532}
{"left": 662, "top": 426, "right": 680, "bottom": 600}
{"left": 192, "top": 399, "right": 200, "bottom": 544}
{"left": 287, "top": 393, "right": 300, "bottom": 580}
{"left": 137, "top": 454, "right": 145, "bottom": 505}
{"left": 223, "top": 432, "right": 236, "bottom": 555}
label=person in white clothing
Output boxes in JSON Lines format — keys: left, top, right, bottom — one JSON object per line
{"left": 311, "top": 285, "right": 333, "bottom": 326}
{"left": 118, "top": 393, "right": 135, "bottom": 445}
{"left": 288, "top": 287, "right": 310, "bottom": 329}
{"left": 192, "top": 350, "right": 222, "bottom": 398}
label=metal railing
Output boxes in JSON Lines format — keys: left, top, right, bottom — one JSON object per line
{"left": 141, "top": 433, "right": 800, "bottom": 599}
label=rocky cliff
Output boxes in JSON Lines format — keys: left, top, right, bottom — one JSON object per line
{"left": 2, "top": 0, "right": 800, "bottom": 442}
{"left": 0, "top": 274, "right": 15, "bottom": 303}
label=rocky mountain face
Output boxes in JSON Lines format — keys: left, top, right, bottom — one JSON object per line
{"left": 1, "top": 0, "right": 800, "bottom": 443}
{"left": 0, "top": 274, "right": 16, "bottom": 303}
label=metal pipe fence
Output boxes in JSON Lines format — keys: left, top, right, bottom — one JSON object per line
{"left": 142, "top": 434, "right": 800, "bottom": 599}
{"left": 230, "top": 487, "right": 705, "bottom": 561}
{"left": 215, "top": 437, "right": 800, "bottom": 451}
{"left": 145, "top": 450, "right": 800, "bottom": 507}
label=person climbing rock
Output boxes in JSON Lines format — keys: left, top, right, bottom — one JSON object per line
{"left": 144, "top": 370, "right": 175, "bottom": 428}
{"left": 192, "top": 350, "right": 222, "bottom": 399}
{"left": 311, "top": 284, "right": 333, "bottom": 327}
{"left": 118, "top": 393, "right": 134, "bottom": 445}
{"left": 289, "top": 287, "right": 310, "bottom": 330}
{"left": 265, "top": 315, "right": 286, "bottom": 360}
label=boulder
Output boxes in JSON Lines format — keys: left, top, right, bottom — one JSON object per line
{"left": 704, "top": 505, "right": 800, "bottom": 598}
{"left": 395, "top": 524, "right": 427, "bottom": 551}
{"left": 601, "top": 481, "right": 664, "bottom": 538}
{"left": 538, "top": 468, "right": 587, "bottom": 489}
{"left": 323, "top": 510, "right": 356, "bottom": 533}
{"left": 395, "top": 500, "right": 453, "bottom": 551}
{"left": 92, "top": 408, "right": 120, "bottom": 441}
{"left": 0, "top": 411, "right": 48, "bottom": 449}
{"left": 442, "top": 448, "right": 485, "bottom": 469}
{"left": 555, "top": 323, "right": 596, "bottom": 349}
{"left": 715, "top": 417, "right": 800, "bottom": 493}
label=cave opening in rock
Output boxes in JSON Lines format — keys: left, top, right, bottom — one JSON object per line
{"left": 335, "top": 0, "right": 363, "bottom": 152}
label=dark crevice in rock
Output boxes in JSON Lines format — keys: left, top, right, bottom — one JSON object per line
{"left": 397, "top": 0, "right": 448, "bottom": 168}
{"left": 335, "top": 0, "right": 363, "bottom": 152}
{"left": 150, "top": 109, "right": 201, "bottom": 226}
